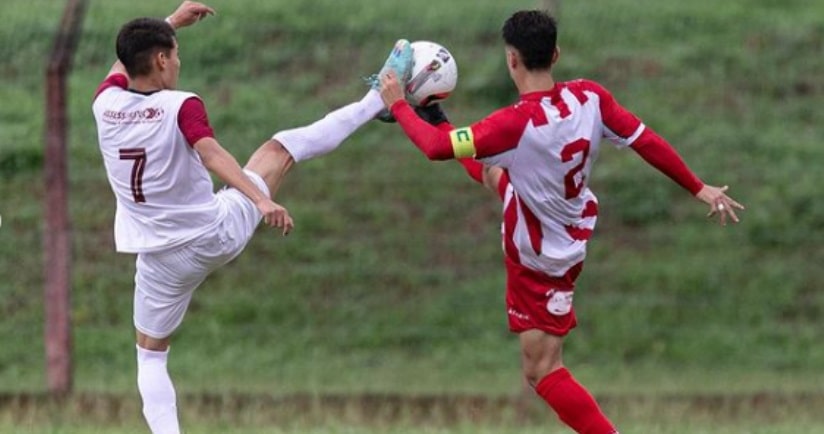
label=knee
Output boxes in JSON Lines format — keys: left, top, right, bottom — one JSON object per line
{"left": 523, "top": 364, "right": 548, "bottom": 388}
{"left": 136, "top": 331, "right": 171, "bottom": 351}
{"left": 523, "top": 371, "right": 541, "bottom": 389}
{"left": 250, "top": 139, "right": 284, "bottom": 161}
{"left": 244, "top": 139, "right": 294, "bottom": 181}
{"left": 247, "top": 139, "right": 282, "bottom": 162}
{"left": 523, "top": 362, "right": 565, "bottom": 389}
{"left": 520, "top": 345, "right": 564, "bottom": 388}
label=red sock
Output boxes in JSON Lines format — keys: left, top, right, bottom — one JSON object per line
{"left": 535, "top": 367, "right": 617, "bottom": 434}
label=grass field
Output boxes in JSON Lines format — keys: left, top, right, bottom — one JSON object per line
{"left": 1, "top": 0, "right": 823, "bottom": 432}
{"left": 4, "top": 389, "right": 824, "bottom": 434}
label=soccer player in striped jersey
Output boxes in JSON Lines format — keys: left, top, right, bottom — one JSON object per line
{"left": 93, "top": 2, "right": 411, "bottom": 433}
{"left": 380, "top": 10, "right": 743, "bottom": 434}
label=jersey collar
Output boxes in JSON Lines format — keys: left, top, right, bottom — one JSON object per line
{"left": 128, "top": 88, "right": 163, "bottom": 96}
{"left": 519, "top": 83, "right": 562, "bottom": 101}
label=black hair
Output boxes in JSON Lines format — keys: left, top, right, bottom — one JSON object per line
{"left": 116, "top": 18, "right": 176, "bottom": 77}
{"left": 502, "top": 10, "right": 558, "bottom": 71}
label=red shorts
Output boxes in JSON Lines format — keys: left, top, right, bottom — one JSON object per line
{"left": 505, "top": 257, "right": 584, "bottom": 337}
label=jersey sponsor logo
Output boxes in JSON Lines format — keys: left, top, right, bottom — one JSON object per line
{"left": 102, "top": 107, "right": 165, "bottom": 124}
{"left": 449, "top": 127, "right": 475, "bottom": 158}
{"left": 545, "top": 289, "right": 573, "bottom": 316}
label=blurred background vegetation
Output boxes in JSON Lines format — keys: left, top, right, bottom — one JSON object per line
{"left": 0, "top": 0, "right": 822, "bottom": 432}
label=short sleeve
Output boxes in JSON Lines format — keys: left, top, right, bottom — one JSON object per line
{"left": 93, "top": 74, "right": 128, "bottom": 101}
{"left": 580, "top": 80, "right": 645, "bottom": 148}
{"left": 178, "top": 97, "right": 215, "bottom": 147}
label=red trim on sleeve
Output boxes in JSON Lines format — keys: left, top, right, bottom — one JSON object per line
{"left": 631, "top": 128, "right": 704, "bottom": 195}
{"left": 178, "top": 97, "right": 215, "bottom": 147}
{"left": 93, "top": 74, "right": 128, "bottom": 101}
{"left": 457, "top": 158, "right": 484, "bottom": 184}
{"left": 391, "top": 100, "right": 455, "bottom": 160}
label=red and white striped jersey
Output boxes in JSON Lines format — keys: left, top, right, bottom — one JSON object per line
{"left": 471, "top": 80, "right": 645, "bottom": 276}
{"left": 92, "top": 77, "right": 221, "bottom": 253}
{"left": 392, "top": 78, "right": 703, "bottom": 278}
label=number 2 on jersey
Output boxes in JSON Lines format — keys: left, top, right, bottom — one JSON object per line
{"left": 119, "top": 148, "right": 147, "bottom": 203}
{"left": 560, "top": 138, "right": 590, "bottom": 199}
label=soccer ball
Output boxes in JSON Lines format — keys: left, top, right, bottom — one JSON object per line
{"left": 405, "top": 41, "right": 458, "bottom": 107}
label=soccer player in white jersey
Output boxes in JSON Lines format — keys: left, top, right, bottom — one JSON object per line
{"left": 380, "top": 10, "right": 744, "bottom": 434}
{"left": 92, "top": 2, "right": 412, "bottom": 433}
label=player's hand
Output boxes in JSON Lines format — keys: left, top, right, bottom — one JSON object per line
{"left": 167, "top": 1, "right": 215, "bottom": 29}
{"left": 695, "top": 184, "right": 744, "bottom": 226}
{"left": 256, "top": 199, "right": 294, "bottom": 236}
{"left": 379, "top": 71, "right": 406, "bottom": 108}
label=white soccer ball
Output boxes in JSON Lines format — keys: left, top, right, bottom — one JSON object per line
{"left": 405, "top": 41, "right": 458, "bottom": 107}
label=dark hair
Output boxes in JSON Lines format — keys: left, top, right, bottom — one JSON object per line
{"left": 116, "top": 18, "right": 176, "bottom": 77}
{"left": 502, "top": 10, "right": 557, "bottom": 71}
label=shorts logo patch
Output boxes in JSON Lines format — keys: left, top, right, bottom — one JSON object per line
{"left": 545, "top": 289, "right": 573, "bottom": 316}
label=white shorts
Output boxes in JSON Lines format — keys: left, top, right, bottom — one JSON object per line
{"left": 133, "top": 170, "right": 268, "bottom": 339}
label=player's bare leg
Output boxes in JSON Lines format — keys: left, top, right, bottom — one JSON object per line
{"left": 520, "top": 330, "right": 618, "bottom": 434}
{"left": 135, "top": 332, "right": 179, "bottom": 434}
{"left": 244, "top": 139, "right": 295, "bottom": 198}
{"left": 520, "top": 329, "right": 564, "bottom": 386}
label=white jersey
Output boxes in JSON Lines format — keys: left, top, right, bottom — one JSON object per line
{"left": 92, "top": 82, "right": 222, "bottom": 253}
{"left": 457, "top": 80, "right": 645, "bottom": 276}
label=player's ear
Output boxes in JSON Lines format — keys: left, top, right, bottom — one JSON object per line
{"left": 154, "top": 50, "right": 166, "bottom": 72}
{"left": 551, "top": 46, "right": 560, "bottom": 66}
{"left": 506, "top": 48, "right": 518, "bottom": 70}
{"left": 155, "top": 49, "right": 172, "bottom": 72}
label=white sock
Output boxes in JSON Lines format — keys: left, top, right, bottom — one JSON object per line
{"left": 136, "top": 345, "right": 180, "bottom": 434}
{"left": 273, "top": 89, "right": 385, "bottom": 162}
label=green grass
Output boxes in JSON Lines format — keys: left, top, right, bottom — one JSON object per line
{"left": 4, "top": 423, "right": 823, "bottom": 434}
{"left": 3, "top": 389, "right": 824, "bottom": 433}
{"left": 1, "top": 0, "right": 824, "bottom": 431}
{"left": 5, "top": 426, "right": 821, "bottom": 434}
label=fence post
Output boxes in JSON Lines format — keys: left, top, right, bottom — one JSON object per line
{"left": 44, "top": 0, "right": 87, "bottom": 397}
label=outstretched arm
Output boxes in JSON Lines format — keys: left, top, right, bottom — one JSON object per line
{"left": 379, "top": 72, "right": 457, "bottom": 160}
{"left": 630, "top": 128, "right": 744, "bottom": 225}
{"left": 588, "top": 78, "right": 745, "bottom": 225}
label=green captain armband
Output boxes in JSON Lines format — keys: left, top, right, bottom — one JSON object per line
{"left": 449, "top": 127, "right": 476, "bottom": 158}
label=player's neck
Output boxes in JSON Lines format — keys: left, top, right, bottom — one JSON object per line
{"left": 516, "top": 71, "right": 555, "bottom": 95}
{"left": 130, "top": 75, "right": 167, "bottom": 93}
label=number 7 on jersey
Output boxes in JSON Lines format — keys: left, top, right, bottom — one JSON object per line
{"left": 119, "top": 148, "right": 147, "bottom": 203}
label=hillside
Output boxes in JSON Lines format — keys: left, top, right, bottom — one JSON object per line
{"left": 1, "top": 0, "right": 822, "bottom": 396}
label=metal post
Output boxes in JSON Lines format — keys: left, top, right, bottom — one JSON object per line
{"left": 44, "top": 0, "right": 87, "bottom": 397}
